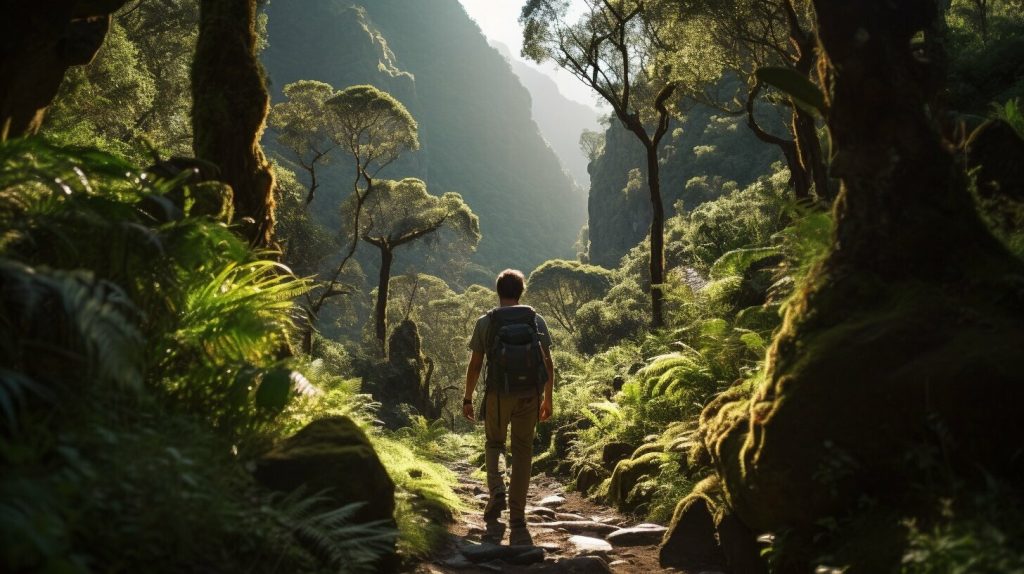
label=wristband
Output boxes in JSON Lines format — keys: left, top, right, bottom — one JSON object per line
{"left": 463, "top": 398, "right": 472, "bottom": 405}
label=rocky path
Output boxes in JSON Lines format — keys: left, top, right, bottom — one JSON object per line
{"left": 413, "top": 460, "right": 693, "bottom": 573}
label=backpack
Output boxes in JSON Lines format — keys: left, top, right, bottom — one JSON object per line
{"left": 484, "top": 306, "right": 548, "bottom": 397}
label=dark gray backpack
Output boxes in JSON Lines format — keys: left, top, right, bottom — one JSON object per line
{"left": 484, "top": 306, "right": 548, "bottom": 396}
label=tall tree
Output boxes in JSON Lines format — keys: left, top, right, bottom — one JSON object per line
{"left": 522, "top": 0, "right": 676, "bottom": 328}
{"left": 191, "top": 0, "right": 275, "bottom": 247}
{"left": 346, "top": 178, "right": 479, "bottom": 353}
{"left": 1, "top": 1, "right": 128, "bottom": 141}
{"left": 268, "top": 80, "right": 339, "bottom": 206}
{"left": 698, "top": 0, "right": 1024, "bottom": 567}
{"left": 300, "top": 84, "right": 419, "bottom": 353}
{"left": 657, "top": 0, "right": 830, "bottom": 201}
{"left": 527, "top": 259, "right": 614, "bottom": 333}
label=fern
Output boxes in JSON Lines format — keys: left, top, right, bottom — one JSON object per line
{"left": 0, "top": 259, "right": 144, "bottom": 395}
{"left": 268, "top": 489, "right": 397, "bottom": 573}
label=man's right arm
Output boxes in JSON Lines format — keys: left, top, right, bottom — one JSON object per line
{"left": 463, "top": 350, "right": 484, "bottom": 421}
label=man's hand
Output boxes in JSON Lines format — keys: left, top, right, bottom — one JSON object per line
{"left": 463, "top": 399, "right": 475, "bottom": 422}
{"left": 539, "top": 396, "right": 552, "bottom": 421}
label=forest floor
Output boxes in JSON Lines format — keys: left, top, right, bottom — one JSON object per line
{"left": 412, "top": 458, "right": 698, "bottom": 574}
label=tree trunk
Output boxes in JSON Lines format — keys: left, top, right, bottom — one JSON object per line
{"left": 700, "top": 0, "right": 1024, "bottom": 568}
{"left": 1, "top": 2, "right": 125, "bottom": 140}
{"left": 192, "top": 0, "right": 275, "bottom": 247}
{"left": 745, "top": 83, "right": 811, "bottom": 201}
{"left": 374, "top": 244, "right": 394, "bottom": 355}
{"left": 791, "top": 108, "right": 828, "bottom": 201}
{"left": 645, "top": 141, "right": 666, "bottom": 329}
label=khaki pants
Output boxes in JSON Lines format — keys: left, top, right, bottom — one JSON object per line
{"left": 484, "top": 389, "right": 539, "bottom": 523}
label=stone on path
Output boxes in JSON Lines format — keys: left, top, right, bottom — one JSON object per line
{"left": 555, "top": 512, "right": 587, "bottom": 521}
{"left": 606, "top": 524, "right": 668, "bottom": 546}
{"left": 568, "top": 535, "right": 613, "bottom": 556}
{"left": 527, "top": 506, "right": 557, "bottom": 519}
{"left": 537, "top": 494, "right": 567, "bottom": 508}
{"left": 461, "top": 542, "right": 546, "bottom": 564}
{"left": 440, "top": 555, "right": 475, "bottom": 569}
{"left": 545, "top": 521, "right": 620, "bottom": 535}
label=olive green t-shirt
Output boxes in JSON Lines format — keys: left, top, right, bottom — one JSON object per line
{"left": 467, "top": 306, "right": 553, "bottom": 354}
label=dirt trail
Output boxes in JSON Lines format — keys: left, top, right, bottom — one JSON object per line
{"left": 413, "top": 459, "right": 691, "bottom": 573}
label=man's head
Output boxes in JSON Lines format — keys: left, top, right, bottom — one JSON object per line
{"left": 496, "top": 269, "right": 525, "bottom": 303}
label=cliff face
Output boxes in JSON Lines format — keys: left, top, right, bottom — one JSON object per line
{"left": 261, "top": 0, "right": 583, "bottom": 275}
{"left": 492, "top": 41, "right": 602, "bottom": 189}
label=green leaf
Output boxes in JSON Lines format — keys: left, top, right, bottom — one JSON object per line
{"left": 756, "top": 66, "right": 826, "bottom": 117}
{"left": 255, "top": 368, "right": 293, "bottom": 412}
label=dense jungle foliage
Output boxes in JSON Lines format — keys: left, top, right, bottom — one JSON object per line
{"left": 3, "top": 0, "right": 1024, "bottom": 572}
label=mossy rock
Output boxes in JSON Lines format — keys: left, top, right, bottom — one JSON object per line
{"left": 631, "top": 442, "right": 664, "bottom": 459}
{"left": 658, "top": 479, "right": 727, "bottom": 570}
{"left": 254, "top": 416, "right": 396, "bottom": 525}
{"left": 601, "top": 441, "right": 636, "bottom": 470}
{"left": 606, "top": 452, "right": 662, "bottom": 510}
{"left": 704, "top": 277, "right": 1024, "bottom": 542}
{"left": 574, "top": 463, "right": 607, "bottom": 495}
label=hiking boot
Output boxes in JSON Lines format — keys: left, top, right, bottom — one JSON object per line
{"left": 509, "top": 520, "right": 533, "bottom": 546}
{"left": 483, "top": 491, "right": 506, "bottom": 522}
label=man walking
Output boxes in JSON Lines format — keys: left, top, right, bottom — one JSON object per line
{"left": 463, "top": 269, "right": 554, "bottom": 545}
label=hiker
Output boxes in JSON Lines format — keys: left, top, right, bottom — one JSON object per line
{"left": 463, "top": 268, "right": 554, "bottom": 545}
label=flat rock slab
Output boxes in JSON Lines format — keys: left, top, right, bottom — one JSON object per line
{"left": 527, "top": 506, "right": 557, "bottom": 519}
{"left": 545, "top": 521, "right": 621, "bottom": 535}
{"left": 461, "top": 542, "right": 546, "bottom": 564}
{"left": 440, "top": 555, "right": 476, "bottom": 569}
{"left": 606, "top": 524, "right": 668, "bottom": 546}
{"left": 555, "top": 512, "right": 587, "bottom": 521}
{"left": 568, "top": 535, "right": 613, "bottom": 556}
{"left": 537, "top": 495, "right": 567, "bottom": 508}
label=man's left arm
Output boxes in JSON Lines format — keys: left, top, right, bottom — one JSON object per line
{"left": 540, "top": 344, "right": 554, "bottom": 421}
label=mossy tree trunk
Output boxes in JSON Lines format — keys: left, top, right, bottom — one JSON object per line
{"left": 700, "top": 0, "right": 1024, "bottom": 567}
{"left": 191, "top": 0, "right": 275, "bottom": 247}
{"left": 1, "top": 1, "right": 126, "bottom": 140}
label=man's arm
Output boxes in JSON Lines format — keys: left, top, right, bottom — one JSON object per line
{"left": 539, "top": 344, "right": 554, "bottom": 421}
{"left": 463, "top": 350, "right": 484, "bottom": 421}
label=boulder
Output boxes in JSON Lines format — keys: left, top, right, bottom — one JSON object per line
{"left": 658, "top": 492, "right": 726, "bottom": 570}
{"left": 716, "top": 511, "right": 768, "bottom": 574}
{"left": 605, "top": 452, "right": 662, "bottom": 510}
{"left": 574, "top": 465, "right": 605, "bottom": 494}
{"left": 601, "top": 442, "right": 635, "bottom": 469}
{"left": 254, "top": 416, "right": 395, "bottom": 525}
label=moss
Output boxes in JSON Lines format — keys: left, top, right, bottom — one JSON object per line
{"left": 191, "top": 0, "right": 276, "bottom": 245}
{"left": 606, "top": 451, "right": 664, "bottom": 510}
{"left": 254, "top": 416, "right": 396, "bottom": 525}
{"left": 371, "top": 435, "right": 464, "bottom": 558}
{"left": 632, "top": 442, "right": 664, "bottom": 459}
{"left": 702, "top": 269, "right": 1024, "bottom": 569}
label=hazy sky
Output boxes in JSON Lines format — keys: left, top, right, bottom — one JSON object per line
{"left": 458, "top": 0, "right": 600, "bottom": 110}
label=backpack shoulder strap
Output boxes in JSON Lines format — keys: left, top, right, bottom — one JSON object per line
{"left": 484, "top": 307, "right": 500, "bottom": 354}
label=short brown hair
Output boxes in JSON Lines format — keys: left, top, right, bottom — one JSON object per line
{"left": 496, "top": 269, "right": 526, "bottom": 300}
